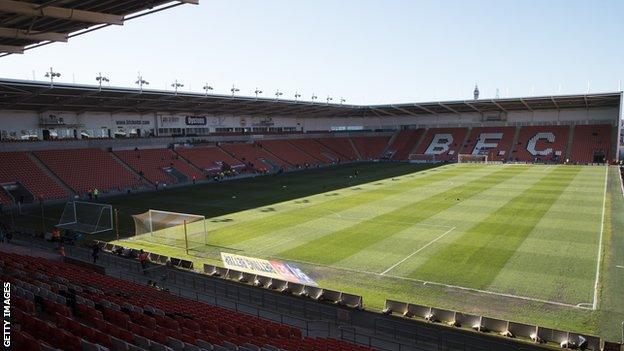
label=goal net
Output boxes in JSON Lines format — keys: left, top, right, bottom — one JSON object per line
{"left": 458, "top": 154, "right": 488, "bottom": 163}
{"left": 132, "top": 210, "right": 207, "bottom": 253}
{"left": 408, "top": 153, "right": 437, "bottom": 163}
{"left": 57, "top": 201, "right": 113, "bottom": 234}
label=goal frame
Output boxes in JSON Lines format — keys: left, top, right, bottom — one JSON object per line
{"left": 56, "top": 201, "right": 113, "bottom": 234}
{"left": 137, "top": 209, "right": 207, "bottom": 254}
{"left": 457, "top": 154, "right": 489, "bottom": 164}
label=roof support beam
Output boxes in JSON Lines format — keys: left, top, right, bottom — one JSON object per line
{"left": 390, "top": 105, "right": 419, "bottom": 116}
{"left": 413, "top": 104, "right": 439, "bottom": 116}
{"left": 490, "top": 100, "right": 508, "bottom": 112}
{"left": 438, "top": 103, "right": 461, "bottom": 114}
{"left": 0, "top": 0, "right": 124, "bottom": 25}
{"left": 519, "top": 98, "right": 533, "bottom": 111}
{"left": 0, "top": 44, "right": 23, "bottom": 53}
{"left": 464, "top": 102, "right": 483, "bottom": 113}
{"left": 0, "top": 27, "right": 67, "bottom": 42}
{"left": 550, "top": 96, "right": 560, "bottom": 110}
{"left": 370, "top": 107, "right": 396, "bottom": 117}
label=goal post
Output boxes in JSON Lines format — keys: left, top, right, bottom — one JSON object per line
{"left": 57, "top": 201, "right": 113, "bottom": 234}
{"left": 457, "top": 154, "right": 488, "bottom": 163}
{"left": 132, "top": 209, "right": 207, "bottom": 252}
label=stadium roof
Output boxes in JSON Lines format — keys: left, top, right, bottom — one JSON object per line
{"left": 0, "top": 0, "right": 197, "bottom": 56}
{"left": 0, "top": 78, "right": 620, "bottom": 118}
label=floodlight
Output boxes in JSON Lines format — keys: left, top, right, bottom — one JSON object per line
{"left": 424, "top": 312, "right": 436, "bottom": 322}
{"left": 95, "top": 72, "right": 109, "bottom": 90}
{"left": 203, "top": 83, "right": 213, "bottom": 96}
{"left": 254, "top": 87, "right": 263, "bottom": 98}
{"left": 135, "top": 74, "right": 149, "bottom": 92}
{"left": 231, "top": 84, "right": 240, "bottom": 96}
{"left": 45, "top": 67, "right": 61, "bottom": 86}
{"left": 275, "top": 90, "right": 283, "bottom": 100}
{"left": 294, "top": 92, "right": 301, "bottom": 101}
{"left": 171, "top": 79, "right": 184, "bottom": 94}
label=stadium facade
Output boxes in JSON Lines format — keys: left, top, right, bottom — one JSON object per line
{"left": 0, "top": 79, "right": 621, "bottom": 161}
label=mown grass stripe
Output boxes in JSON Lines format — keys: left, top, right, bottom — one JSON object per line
{"left": 408, "top": 166, "right": 581, "bottom": 289}
{"left": 207, "top": 165, "right": 483, "bottom": 246}
{"left": 278, "top": 165, "right": 531, "bottom": 264}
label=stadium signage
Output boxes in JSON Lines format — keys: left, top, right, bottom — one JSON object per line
{"left": 115, "top": 119, "right": 150, "bottom": 125}
{"left": 221, "top": 253, "right": 317, "bottom": 286}
{"left": 186, "top": 116, "right": 207, "bottom": 126}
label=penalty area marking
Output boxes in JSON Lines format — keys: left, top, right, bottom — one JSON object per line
{"left": 381, "top": 226, "right": 456, "bottom": 275}
{"left": 592, "top": 165, "right": 608, "bottom": 310}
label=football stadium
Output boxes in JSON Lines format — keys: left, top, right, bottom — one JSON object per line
{"left": 0, "top": 1, "right": 623, "bottom": 351}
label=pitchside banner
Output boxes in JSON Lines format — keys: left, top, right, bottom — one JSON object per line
{"left": 221, "top": 252, "right": 317, "bottom": 286}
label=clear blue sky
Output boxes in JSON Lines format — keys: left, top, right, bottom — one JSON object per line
{"left": 1, "top": 0, "right": 622, "bottom": 104}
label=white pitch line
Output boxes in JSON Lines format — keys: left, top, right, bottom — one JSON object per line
{"left": 381, "top": 226, "right": 456, "bottom": 275}
{"left": 620, "top": 166, "right": 624, "bottom": 199}
{"left": 592, "top": 165, "right": 609, "bottom": 310}
{"left": 274, "top": 255, "right": 590, "bottom": 310}
{"left": 616, "top": 265, "right": 624, "bottom": 269}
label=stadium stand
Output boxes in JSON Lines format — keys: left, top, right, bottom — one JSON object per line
{"left": 220, "top": 142, "right": 290, "bottom": 172}
{"left": 175, "top": 145, "right": 247, "bottom": 174}
{"left": 287, "top": 139, "right": 338, "bottom": 163}
{"left": 258, "top": 139, "right": 323, "bottom": 167}
{"left": 413, "top": 127, "right": 469, "bottom": 162}
{"left": 350, "top": 136, "right": 391, "bottom": 160}
{"left": 0, "top": 188, "right": 13, "bottom": 205}
{"left": 34, "top": 149, "right": 144, "bottom": 195}
{"left": 386, "top": 129, "right": 424, "bottom": 160}
{"left": 570, "top": 124, "right": 612, "bottom": 163}
{"left": 0, "top": 152, "right": 68, "bottom": 203}
{"left": 115, "top": 148, "right": 204, "bottom": 185}
{"left": 511, "top": 125, "right": 569, "bottom": 163}
{"left": 4, "top": 251, "right": 374, "bottom": 351}
{"left": 461, "top": 126, "right": 516, "bottom": 161}
{"left": 316, "top": 137, "right": 359, "bottom": 161}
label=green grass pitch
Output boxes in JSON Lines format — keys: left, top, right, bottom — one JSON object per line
{"left": 11, "top": 162, "right": 620, "bottom": 339}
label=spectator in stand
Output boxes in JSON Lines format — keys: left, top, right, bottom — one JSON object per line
{"left": 0, "top": 227, "right": 5, "bottom": 243}
{"left": 91, "top": 243, "right": 100, "bottom": 264}
{"left": 93, "top": 188, "right": 99, "bottom": 200}
{"left": 51, "top": 228, "right": 61, "bottom": 242}
{"left": 58, "top": 245, "right": 65, "bottom": 257}
{"left": 5, "top": 230, "right": 11, "bottom": 244}
{"left": 88, "top": 189, "right": 93, "bottom": 200}
{"left": 139, "top": 249, "right": 149, "bottom": 270}
{"left": 192, "top": 175, "right": 197, "bottom": 184}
